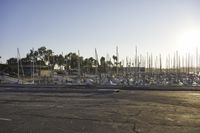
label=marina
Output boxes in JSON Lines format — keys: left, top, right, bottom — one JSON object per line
{"left": 1, "top": 46, "right": 200, "bottom": 88}
{"left": 1, "top": 1, "right": 200, "bottom": 132}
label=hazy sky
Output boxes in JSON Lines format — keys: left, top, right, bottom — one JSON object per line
{"left": 1, "top": 0, "right": 200, "bottom": 63}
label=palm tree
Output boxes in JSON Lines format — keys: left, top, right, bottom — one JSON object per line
{"left": 100, "top": 56, "right": 106, "bottom": 73}
{"left": 112, "top": 55, "right": 118, "bottom": 74}
{"left": 112, "top": 55, "right": 118, "bottom": 66}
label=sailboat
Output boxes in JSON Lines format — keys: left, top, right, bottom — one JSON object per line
{"left": 17, "top": 48, "right": 24, "bottom": 84}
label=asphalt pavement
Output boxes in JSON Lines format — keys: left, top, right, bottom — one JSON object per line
{"left": 0, "top": 89, "right": 200, "bottom": 133}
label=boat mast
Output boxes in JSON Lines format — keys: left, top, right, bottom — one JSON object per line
{"left": 159, "top": 54, "right": 162, "bottom": 74}
{"left": 196, "top": 47, "right": 198, "bottom": 73}
{"left": 17, "top": 48, "right": 24, "bottom": 84}
{"left": 116, "top": 46, "right": 119, "bottom": 75}
{"left": 17, "top": 48, "right": 20, "bottom": 82}
{"left": 32, "top": 48, "right": 35, "bottom": 84}
{"left": 95, "top": 48, "right": 99, "bottom": 75}
{"left": 78, "top": 50, "right": 81, "bottom": 78}
{"left": 135, "top": 46, "right": 137, "bottom": 72}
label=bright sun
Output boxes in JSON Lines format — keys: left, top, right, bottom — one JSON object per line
{"left": 177, "top": 29, "right": 200, "bottom": 53}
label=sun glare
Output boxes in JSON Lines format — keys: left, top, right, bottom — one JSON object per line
{"left": 177, "top": 29, "right": 200, "bottom": 53}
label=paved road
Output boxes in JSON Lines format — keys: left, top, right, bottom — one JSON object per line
{"left": 0, "top": 90, "right": 200, "bottom": 133}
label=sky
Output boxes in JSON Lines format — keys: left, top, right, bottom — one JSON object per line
{"left": 0, "top": 0, "right": 200, "bottom": 63}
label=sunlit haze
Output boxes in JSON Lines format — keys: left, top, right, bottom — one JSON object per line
{"left": 1, "top": 0, "right": 200, "bottom": 63}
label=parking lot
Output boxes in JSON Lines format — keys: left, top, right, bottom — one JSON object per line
{"left": 0, "top": 89, "right": 200, "bottom": 133}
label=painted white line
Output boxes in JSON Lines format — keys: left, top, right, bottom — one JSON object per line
{"left": 0, "top": 118, "right": 12, "bottom": 121}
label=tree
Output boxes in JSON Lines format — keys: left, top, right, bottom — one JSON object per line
{"left": 36, "top": 46, "right": 47, "bottom": 65}
{"left": 57, "top": 54, "right": 64, "bottom": 68}
{"left": 82, "top": 58, "right": 90, "bottom": 73}
{"left": 89, "top": 57, "right": 95, "bottom": 66}
{"left": 106, "top": 60, "right": 113, "bottom": 67}
{"left": 64, "top": 54, "right": 70, "bottom": 70}
{"left": 44, "top": 49, "right": 53, "bottom": 64}
{"left": 112, "top": 55, "right": 118, "bottom": 66}
{"left": 7, "top": 58, "right": 17, "bottom": 65}
{"left": 65, "top": 52, "right": 79, "bottom": 69}
{"left": 100, "top": 56, "right": 106, "bottom": 65}
{"left": 100, "top": 56, "right": 106, "bottom": 73}
{"left": 71, "top": 53, "right": 79, "bottom": 69}
{"left": 6, "top": 58, "right": 18, "bottom": 75}
{"left": 26, "top": 49, "right": 38, "bottom": 64}
{"left": 21, "top": 57, "right": 30, "bottom": 64}
{"left": 81, "top": 57, "right": 97, "bottom": 74}
{"left": 38, "top": 46, "right": 47, "bottom": 60}
{"left": 112, "top": 55, "right": 119, "bottom": 74}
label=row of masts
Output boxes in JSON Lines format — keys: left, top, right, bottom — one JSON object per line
{"left": 49, "top": 46, "right": 200, "bottom": 75}
{"left": 17, "top": 46, "right": 200, "bottom": 84}
{"left": 96, "top": 46, "right": 200, "bottom": 75}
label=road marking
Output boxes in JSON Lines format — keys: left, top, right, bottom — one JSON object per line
{"left": 0, "top": 118, "right": 12, "bottom": 121}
